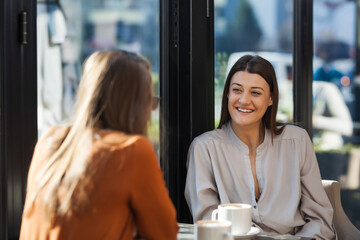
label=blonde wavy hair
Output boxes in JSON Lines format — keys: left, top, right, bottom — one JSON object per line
{"left": 26, "top": 50, "right": 153, "bottom": 220}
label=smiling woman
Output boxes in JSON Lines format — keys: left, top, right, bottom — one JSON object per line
{"left": 227, "top": 71, "right": 273, "bottom": 133}
{"left": 185, "top": 55, "right": 337, "bottom": 239}
{"left": 219, "top": 55, "right": 283, "bottom": 140}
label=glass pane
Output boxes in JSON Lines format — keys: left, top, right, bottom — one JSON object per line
{"left": 214, "top": 0, "right": 294, "bottom": 127}
{"left": 313, "top": 0, "right": 360, "bottom": 228}
{"left": 36, "top": 0, "right": 160, "bottom": 155}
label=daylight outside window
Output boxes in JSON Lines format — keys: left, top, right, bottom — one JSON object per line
{"left": 313, "top": 0, "right": 360, "bottom": 228}
{"left": 36, "top": 0, "right": 160, "bottom": 155}
{"left": 214, "top": 0, "right": 360, "bottom": 229}
{"left": 214, "top": 0, "right": 294, "bottom": 127}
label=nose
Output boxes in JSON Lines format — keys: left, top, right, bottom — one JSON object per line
{"left": 238, "top": 92, "right": 251, "bottom": 104}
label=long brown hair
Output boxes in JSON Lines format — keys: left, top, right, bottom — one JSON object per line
{"left": 27, "top": 50, "right": 153, "bottom": 220}
{"left": 218, "top": 55, "right": 285, "bottom": 139}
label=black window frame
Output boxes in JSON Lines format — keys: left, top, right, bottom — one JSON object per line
{"left": 293, "top": 0, "right": 313, "bottom": 135}
{"left": 160, "top": 0, "right": 215, "bottom": 223}
{"left": 0, "top": 0, "right": 37, "bottom": 239}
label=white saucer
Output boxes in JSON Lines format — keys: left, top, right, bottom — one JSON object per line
{"left": 233, "top": 227, "right": 261, "bottom": 239}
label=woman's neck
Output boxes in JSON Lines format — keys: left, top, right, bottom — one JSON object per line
{"left": 230, "top": 121, "right": 265, "bottom": 151}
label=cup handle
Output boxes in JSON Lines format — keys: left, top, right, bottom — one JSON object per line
{"left": 211, "top": 209, "right": 218, "bottom": 220}
{"left": 223, "top": 232, "right": 234, "bottom": 240}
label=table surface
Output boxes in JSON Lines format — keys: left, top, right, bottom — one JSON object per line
{"left": 177, "top": 223, "right": 315, "bottom": 240}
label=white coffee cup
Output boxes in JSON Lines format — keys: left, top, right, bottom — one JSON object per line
{"left": 211, "top": 203, "right": 252, "bottom": 235}
{"left": 195, "top": 220, "right": 233, "bottom": 240}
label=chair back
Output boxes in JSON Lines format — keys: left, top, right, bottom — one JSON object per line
{"left": 322, "top": 180, "right": 360, "bottom": 240}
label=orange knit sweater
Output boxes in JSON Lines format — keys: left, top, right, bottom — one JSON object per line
{"left": 20, "top": 127, "right": 179, "bottom": 240}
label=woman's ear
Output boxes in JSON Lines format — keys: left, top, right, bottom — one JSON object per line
{"left": 268, "top": 96, "right": 273, "bottom": 106}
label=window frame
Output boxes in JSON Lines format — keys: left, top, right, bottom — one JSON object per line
{"left": 160, "top": 0, "right": 215, "bottom": 223}
{"left": 293, "top": 0, "right": 313, "bottom": 135}
{"left": 0, "top": 0, "right": 37, "bottom": 239}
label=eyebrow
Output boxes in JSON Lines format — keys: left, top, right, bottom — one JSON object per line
{"left": 230, "top": 83, "right": 265, "bottom": 91}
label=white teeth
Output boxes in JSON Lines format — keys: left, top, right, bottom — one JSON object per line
{"left": 237, "top": 108, "right": 253, "bottom": 113}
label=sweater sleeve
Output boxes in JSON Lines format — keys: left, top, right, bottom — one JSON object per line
{"left": 130, "top": 136, "right": 179, "bottom": 240}
{"left": 184, "top": 138, "right": 220, "bottom": 222}
{"left": 295, "top": 129, "right": 337, "bottom": 240}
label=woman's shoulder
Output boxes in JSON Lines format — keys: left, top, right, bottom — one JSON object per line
{"left": 35, "top": 125, "right": 71, "bottom": 154}
{"left": 98, "top": 129, "right": 150, "bottom": 150}
{"left": 30, "top": 126, "right": 71, "bottom": 173}
{"left": 95, "top": 131, "right": 156, "bottom": 169}
{"left": 39, "top": 125, "right": 70, "bottom": 141}
{"left": 192, "top": 126, "right": 228, "bottom": 145}
{"left": 275, "top": 124, "right": 308, "bottom": 141}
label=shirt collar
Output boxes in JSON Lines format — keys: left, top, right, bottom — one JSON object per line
{"left": 226, "top": 122, "right": 270, "bottom": 154}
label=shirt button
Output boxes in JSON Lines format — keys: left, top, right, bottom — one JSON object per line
{"left": 254, "top": 205, "right": 257, "bottom": 209}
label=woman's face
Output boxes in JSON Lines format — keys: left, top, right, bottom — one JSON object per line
{"left": 228, "top": 71, "right": 273, "bottom": 130}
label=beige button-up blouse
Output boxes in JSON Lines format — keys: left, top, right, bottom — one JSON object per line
{"left": 185, "top": 123, "right": 336, "bottom": 239}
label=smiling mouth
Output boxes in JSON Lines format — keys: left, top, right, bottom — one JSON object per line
{"left": 236, "top": 107, "right": 254, "bottom": 113}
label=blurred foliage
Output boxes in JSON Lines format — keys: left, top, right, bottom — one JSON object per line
{"left": 353, "top": 192, "right": 360, "bottom": 200}
{"left": 215, "top": 119, "right": 220, "bottom": 129}
{"left": 148, "top": 118, "right": 159, "bottom": 141}
{"left": 214, "top": 52, "right": 228, "bottom": 126}
{"left": 148, "top": 71, "right": 160, "bottom": 156}
{"left": 151, "top": 72, "right": 160, "bottom": 96}
{"left": 314, "top": 142, "right": 360, "bottom": 154}
{"left": 148, "top": 114, "right": 160, "bottom": 156}
{"left": 215, "top": 52, "right": 229, "bottom": 90}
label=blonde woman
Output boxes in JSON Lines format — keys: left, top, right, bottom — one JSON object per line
{"left": 20, "top": 50, "right": 179, "bottom": 240}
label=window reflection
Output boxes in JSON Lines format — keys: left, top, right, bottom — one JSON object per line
{"left": 214, "top": 0, "right": 360, "bottom": 230}
{"left": 37, "top": 0, "right": 160, "bottom": 155}
{"left": 313, "top": 0, "right": 360, "bottom": 229}
{"left": 214, "top": 0, "right": 293, "bottom": 126}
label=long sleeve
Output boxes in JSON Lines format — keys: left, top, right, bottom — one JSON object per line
{"left": 184, "top": 138, "right": 220, "bottom": 222}
{"left": 130, "top": 137, "right": 179, "bottom": 240}
{"left": 21, "top": 130, "right": 178, "bottom": 240}
{"left": 183, "top": 124, "right": 337, "bottom": 238}
{"left": 295, "top": 129, "right": 337, "bottom": 240}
